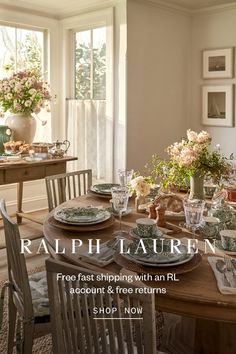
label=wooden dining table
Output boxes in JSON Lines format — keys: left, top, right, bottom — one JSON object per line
{"left": 43, "top": 193, "right": 236, "bottom": 354}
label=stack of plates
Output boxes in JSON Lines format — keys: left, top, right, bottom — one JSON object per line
{"left": 90, "top": 183, "right": 120, "bottom": 195}
{"left": 121, "top": 238, "right": 194, "bottom": 267}
{"left": 54, "top": 206, "right": 111, "bottom": 225}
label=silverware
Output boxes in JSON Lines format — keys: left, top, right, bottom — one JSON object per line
{"left": 224, "top": 255, "right": 236, "bottom": 287}
{"left": 216, "top": 259, "right": 231, "bottom": 287}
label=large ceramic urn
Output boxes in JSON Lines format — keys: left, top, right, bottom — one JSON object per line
{"left": 6, "top": 113, "right": 36, "bottom": 143}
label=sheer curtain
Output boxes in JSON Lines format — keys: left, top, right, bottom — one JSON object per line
{"left": 67, "top": 99, "right": 113, "bottom": 181}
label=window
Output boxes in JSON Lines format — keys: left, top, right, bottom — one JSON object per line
{"left": 0, "top": 24, "right": 51, "bottom": 142}
{"left": 0, "top": 25, "right": 44, "bottom": 78}
{"left": 74, "top": 27, "right": 106, "bottom": 100}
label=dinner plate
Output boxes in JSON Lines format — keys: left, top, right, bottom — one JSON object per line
{"left": 90, "top": 183, "right": 120, "bottom": 195}
{"left": 122, "top": 238, "right": 187, "bottom": 264}
{"left": 121, "top": 250, "right": 194, "bottom": 268}
{"left": 54, "top": 207, "right": 110, "bottom": 225}
{"left": 54, "top": 212, "right": 111, "bottom": 225}
{"left": 129, "top": 227, "right": 163, "bottom": 239}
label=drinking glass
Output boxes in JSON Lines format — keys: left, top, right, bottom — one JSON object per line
{"left": 183, "top": 199, "right": 205, "bottom": 239}
{"left": 118, "top": 169, "right": 134, "bottom": 186}
{"left": 111, "top": 186, "right": 130, "bottom": 236}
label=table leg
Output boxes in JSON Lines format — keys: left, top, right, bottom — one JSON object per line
{"left": 16, "top": 182, "right": 23, "bottom": 224}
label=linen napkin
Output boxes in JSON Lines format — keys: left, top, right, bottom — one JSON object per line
{"left": 208, "top": 256, "right": 236, "bottom": 295}
{"left": 79, "top": 239, "right": 116, "bottom": 267}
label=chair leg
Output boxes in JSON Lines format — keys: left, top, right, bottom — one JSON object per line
{"left": 7, "top": 292, "right": 17, "bottom": 354}
{"left": 22, "top": 323, "right": 34, "bottom": 354}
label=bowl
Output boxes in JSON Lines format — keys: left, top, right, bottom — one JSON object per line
{"left": 220, "top": 230, "right": 236, "bottom": 251}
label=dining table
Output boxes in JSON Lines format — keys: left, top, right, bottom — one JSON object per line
{"left": 43, "top": 193, "right": 236, "bottom": 354}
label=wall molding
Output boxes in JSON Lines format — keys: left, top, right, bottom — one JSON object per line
{"left": 132, "top": 0, "right": 236, "bottom": 17}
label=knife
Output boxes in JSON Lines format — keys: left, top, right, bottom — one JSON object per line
{"left": 216, "top": 259, "right": 232, "bottom": 287}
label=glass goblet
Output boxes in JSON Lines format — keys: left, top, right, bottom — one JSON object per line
{"left": 111, "top": 186, "right": 130, "bottom": 236}
{"left": 183, "top": 199, "right": 205, "bottom": 240}
{"left": 118, "top": 169, "right": 134, "bottom": 186}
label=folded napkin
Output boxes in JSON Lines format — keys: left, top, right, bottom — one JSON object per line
{"left": 79, "top": 239, "right": 115, "bottom": 267}
{"left": 208, "top": 256, "right": 236, "bottom": 295}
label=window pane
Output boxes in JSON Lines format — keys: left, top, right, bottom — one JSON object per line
{"left": 0, "top": 26, "right": 16, "bottom": 79}
{"left": 75, "top": 30, "right": 91, "bottom": 99}
{"left": 16, "top": 28, "right": 44, "bottom": 73}
{"left": 93, "top": 27, "right": 106, "bottom": 99}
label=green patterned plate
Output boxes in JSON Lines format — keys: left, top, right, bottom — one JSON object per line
{"left": 91, "top": 183, "right": 120, "bottom": 195}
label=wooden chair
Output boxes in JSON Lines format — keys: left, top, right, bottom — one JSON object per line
{"left": 46, "top": 257, "right": 165, "bottom": 354}
{"left": 0, "top": 199, "right": 51, "bottom": 354}
{"left": 45, "top": 169, "right": 92, "bottom": 212}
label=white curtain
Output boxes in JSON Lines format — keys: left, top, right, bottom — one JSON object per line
{"left": 67, "top": 99, "right": 113, "bottom": 181}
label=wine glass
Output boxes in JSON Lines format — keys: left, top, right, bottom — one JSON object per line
{"left": 111, "top": 186, "right": 130, "bottom": 236}
{"left": 118, "top": 169, "right": 134, "bottom": 186}
{"left": 183, "top": 199, "right": 205, "bottom": 239}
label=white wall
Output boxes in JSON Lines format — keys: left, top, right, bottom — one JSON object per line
{"left": 191, "top": 8, "right": 236, "bottom": 157}
{"left": 126, "top": 0, "right": 191, "bottom": 172}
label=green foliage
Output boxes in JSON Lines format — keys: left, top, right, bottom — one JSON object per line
{"left": 75, "top": 42, "right": 106, "bottom": 99}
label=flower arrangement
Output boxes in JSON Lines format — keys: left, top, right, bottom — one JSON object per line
{"left": 130, "top": 175, "right": 152, "bottom": 197}
{"left": 0, "top": 68, "right": 52, "bottom": 118}
{"left": 152, "top": 129, "right": 233, "bottom": 189}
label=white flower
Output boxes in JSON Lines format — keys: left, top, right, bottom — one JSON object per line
{"left": 187, "top": 129, "right": 198, "bottom": 142}
{"left": 29, "top": 88, "right": 36, "bottom": 95}
{"left": 6, "top": 93, "right": 13, "bottom": 100}
{"left": 197, "top": 130, "right": 211, "bottom": 144}
{"left": 131, "top": 176, "right": 150, "bottom": 196}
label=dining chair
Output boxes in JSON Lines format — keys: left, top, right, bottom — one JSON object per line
{"left": 0, "top": 199, "right": 51, "bottom": 354}
{"left": 45, "top": 169, "right": 92, "bottom": 212}
{"left": 46, "top": 257, "right": 166, "bottom": 354}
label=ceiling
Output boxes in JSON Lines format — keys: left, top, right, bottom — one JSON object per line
{"left": 0, "top": 0, "right": 236, "bottom": 18}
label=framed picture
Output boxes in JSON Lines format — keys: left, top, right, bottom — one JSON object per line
{"left": 202, "top": 85, "right": 234, "bottom": 127}
{"left": 203, "top": 47, "right": 234, "bottom": 79}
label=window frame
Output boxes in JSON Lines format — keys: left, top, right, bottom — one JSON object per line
{"left": 0, "top": 20, "right": 49, "bottom": 79}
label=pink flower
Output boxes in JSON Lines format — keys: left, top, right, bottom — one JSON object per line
{"left": 25, "top": 100, "right": 32, "bottom": 107}
{"left": 14, "top": 102, "right": 21, "bottom": 111}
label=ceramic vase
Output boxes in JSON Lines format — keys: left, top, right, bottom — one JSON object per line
{"left": 135, "top": 195, "right": 147, "bottom": 212}
{"left": 6, "top": 113, "right": 36, "bottom": 143}
{"left": 189, "top": 173, "right": 204, "bottom": 200}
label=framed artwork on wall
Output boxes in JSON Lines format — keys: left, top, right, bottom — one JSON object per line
{"left": 203, "top": 47, "right": 234, "bottom": 79}
{"left": 202, "top": 84, "right": 234, "bottom": 127}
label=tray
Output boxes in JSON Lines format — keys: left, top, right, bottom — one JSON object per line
{"left": 48, "top": 214, "right": 115, "bottom": 232}
{"left": 114, "top": 251, "right": 202, "bottom": 276}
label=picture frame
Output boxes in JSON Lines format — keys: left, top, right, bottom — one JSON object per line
{"left": 203, "top": 47, "right": 234, "bottom": 79}
{"left": 202, "top": 84, "right": 234, "bottom": 127}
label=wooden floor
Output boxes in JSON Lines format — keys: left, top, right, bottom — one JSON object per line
{"left": 0, "top": 209, "right": 49, "bottom": 282}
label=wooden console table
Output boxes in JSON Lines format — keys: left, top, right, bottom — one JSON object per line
{"left": 0, "top": 156, "right": 77, "bottom": 223}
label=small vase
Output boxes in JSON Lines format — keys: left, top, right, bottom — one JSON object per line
{"left": 6, "top": 113, "right": 36, "bottom": 143}
{"left": 135, "top": 195, "right": 147, "bottom": 212}
{"left": 189, "top": 173, "right": 204, "bottom": 200}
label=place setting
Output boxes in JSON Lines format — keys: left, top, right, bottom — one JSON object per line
{"left": 48, "top": 205, "right": 115, "bottom": 231}
{"left": 113, "top": 215, "right": 202, "bottom": 276}
{"left": 88, "top": 168, "right": 134, "bottom": 199}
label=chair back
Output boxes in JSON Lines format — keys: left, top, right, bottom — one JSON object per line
{"left": 0, "top": 199, "right": 33, "bottom": 318}
{"left": 46, "top": 258, "right": 157, "bottom": 354}
{"left": 45, "top": 169, "right": 92, "bottom": 211}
